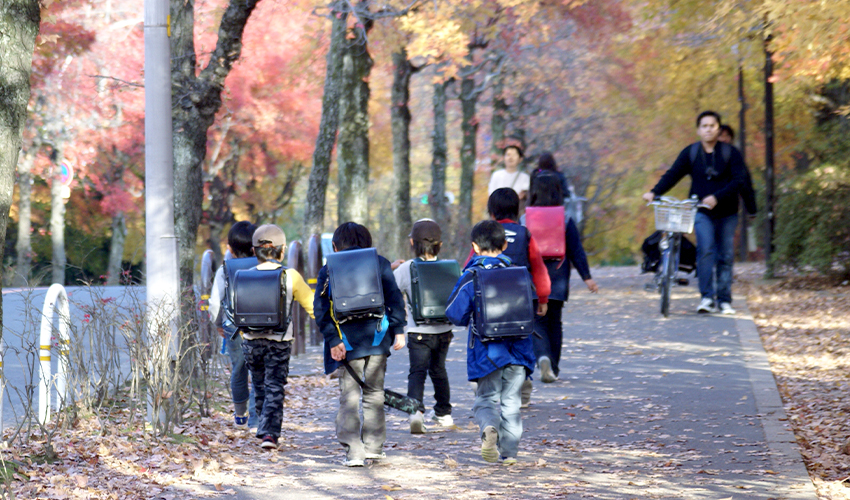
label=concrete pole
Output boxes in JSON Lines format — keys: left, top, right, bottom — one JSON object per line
{"left": 144, "top": 0, "right": 180, "bottom": 426}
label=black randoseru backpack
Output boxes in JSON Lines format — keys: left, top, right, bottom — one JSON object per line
{"left": 409, "top": 259, "right": 460, "bottom": 325}
{"left": 222, "top": 256, "right": 259, "bottom": 326}
{"left": 471, "top": 266, "right": 535, "bottom": 342}
{"left": 326, "top": 248, "right": 385, "bottom": 324}
{"left": 232, "top": 268, "right": 293, "bottom": 334}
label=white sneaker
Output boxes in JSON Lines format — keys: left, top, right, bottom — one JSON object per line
{"left": 719, "top": 302, "right": 735, "bottom": 315}
{"left": 343, "top": 458, "right": 365, "bottom": 467}
{"left": 410, "top": 411, "right": 426, "bottom": 434}
{"left": 697, "top": 297, "right": 716, "bottom": 314}
{"left": 365, "top": 452, "right": 386, "bottom": 460}
{"left": 430, "top": 412, "right": 454, "bottom": 427}
{"left": 538, "top": 356, "right": 556, "bottom": 383}
{"left": 481, "top": 426, "right": 499, "bottom": 463}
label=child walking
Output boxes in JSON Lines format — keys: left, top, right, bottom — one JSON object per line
{"left": 314, "top": 222, "right": 407, "bottom": 466}
{"left": 446, "top": 220, "right": 536, "bottom": 465}
{"left": 392, "top": 219, "right": 454, "bottom": 434}
{"left": 239, "top": 224, "right": 315, "bottom": 449}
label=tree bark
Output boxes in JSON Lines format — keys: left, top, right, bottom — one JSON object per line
{"left": 390, "top": 50, "right": 413, "bottom": 260}
{"left": 50, "top": 152, "right": 67, "bottom": 285}
{"left": 170, "top": 0, "right": 260, "bottom": 330}
{"left": 14, "top": 148, "right": 37, "bottom": 286}
{"left": 491, "top": 77, "right": 507, "bottom": 156}
{"left": 456, "top": 74, "right": 478, "bottom": 259}
{"left": 106, "top": 212, "right": 127, "bottom": 286}
{"left": 763, "top": 37, "right": 775, "bottom": 277}
{"left": 0, "top": 2, "right": 40, "bottom": 324}
{"left": 303, "top": 8, "right": 347, "bottom": 240}
{"left": 429, "top": 81, "right": 450, "bottom": 232}
{"left": 337, "top": 31, "right": 373, "bottom": 225}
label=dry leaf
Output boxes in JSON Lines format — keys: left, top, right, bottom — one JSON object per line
{"left": 381, "top": 484, "right": 402, "bottom": 491}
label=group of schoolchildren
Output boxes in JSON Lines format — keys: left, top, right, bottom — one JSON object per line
{"left": 207, "top": 145, "right": 596, "bottom": 467}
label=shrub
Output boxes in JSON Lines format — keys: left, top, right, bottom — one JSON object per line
{"left": 773, "top": 165, "right": 850, "bottom": 277}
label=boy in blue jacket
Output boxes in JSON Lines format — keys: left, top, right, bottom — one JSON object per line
{"left": 314, "top": 222, "right": 407, "bottom": 467}
{"left": 445, "top": 220, "right": 536, "bottom": 465}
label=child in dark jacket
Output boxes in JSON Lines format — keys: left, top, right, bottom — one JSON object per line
{"left": 446, "top": 220, "right": 536, "bottom": 465}
{"left": 314, "top": 222, "right": 407, "bottom": 467}
{"left": 524, "top": 170, "right": 598, "bottom": 383}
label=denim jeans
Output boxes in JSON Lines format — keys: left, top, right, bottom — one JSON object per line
{"left": 407, "top": 332, "right": 453, "bottom": 416}
{"left": 337, "top": 355, "right": 387, "bottom": 461}
{"left": 224, "top": 327, "right": 257, "bottom": 427}
{"left": 694, "top": 212, "right": 738, "bottom": 304}
{"left": 473, "top": 364, "right": 525, "bottom": 459}
{"left": 532, "top": 300, "right": 564, "bottom": 375}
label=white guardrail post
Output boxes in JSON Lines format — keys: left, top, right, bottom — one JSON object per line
{"left": 38, "top": 284, "right": 71, "bottom": 424}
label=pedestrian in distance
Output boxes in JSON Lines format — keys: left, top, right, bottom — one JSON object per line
{"left": 446, "top": 220, "right": 537, "bottom": 465}
{"left": 483, "top": 187, "right": 550, "bottom": 407}
{"left": 488, "top": 143, "right": 530, "bottom": 202}
{"left": 718, "top": 124, "right": 758, "bottom": 216}
{"left": 314, "top": 222, "right": 407, "bottom": 467}
{"left": 523, "top": 171, "right": 598, "bottom": 383}
{"left": 392, "top": 219, "right": 456, "bottom": 434}
{"left": 642, "top": 111, "right": 748, "bottom": 314}
{"left": 208, "top": 220, "right": 259, "bottom": 432}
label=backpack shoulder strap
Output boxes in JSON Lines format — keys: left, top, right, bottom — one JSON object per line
{"left": 689, "top": 142, "right": 700, "bottom": 165}
{"left": 719, "top": 141, "right": 732, "bottom": 164}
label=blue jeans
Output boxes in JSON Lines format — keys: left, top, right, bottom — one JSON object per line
{"left": 473, "top": 365, "right": 525, "bottom": 459}
{"left": 224, "top": 327, "right": 257, "bottom": 427}
{"left": 694, "top": 212, "right": 738, "bottom": 304}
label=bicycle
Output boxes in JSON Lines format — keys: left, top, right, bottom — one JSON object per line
{"left": 648, "top": 196, "right": 702, "bottom": 317}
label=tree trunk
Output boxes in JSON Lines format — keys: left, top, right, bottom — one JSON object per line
{"left": 50, "top": 154, "right": 67, "bottom": 285}
{"left": 763, "top": 37, "right": 776, "bottom": 277}
{"left": 170, "top": 0, "right": 260, "bottom": 332}
{"left": 106, "top": 212, "right": 127, "bottom": 286}
{"left": 430, "top": 81, "right": 450, "bottom": 232}
{"left": 456, "top": 74, "right": 478, "bottom": 259}
{"left": 14, "top": 149, "right": 37, "bottom": 286}
{"left": 303, "top": 8, "right": 347, "bottom": 240}
{"left": 737, "top": 63, "right": 748, "bottom": 262}
{"left": 390, "top": 50, "right": 413, "bottom": 260}
{"left": 337, "top": 31, "right": 373, "bottom": 225}
{"left": 0, "top": 2, "right": 40, "bottom": 323}
{"left": 491, "top": 77, "right": 507, "bottom": 156}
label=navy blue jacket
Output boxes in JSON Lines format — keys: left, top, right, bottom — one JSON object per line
{"left": 445, "top": 255, "right": 536, "bottom": 381}
{"left": 543, "top": 218, "right": 592, "bottom": 302}
{"left": 314, "top": 248, "right": 406, "bottom": 375}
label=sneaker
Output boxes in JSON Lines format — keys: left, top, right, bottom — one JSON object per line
{"left": 719, "top": 302, "right": 736, "bottom": 315}
{"left": 538, "top": 356, "right": 556, "bottom": 384}
{"left": 260, "top": 435, "right": 278, "bottom": 450}
{"left": 481, "top": 426, "right": 499, "bottom": 463}
{"left": 248, "top": 426, "right": 258, "bottom": 435}
{"left": 501, "top": 456, "right": 518, "bottom": 465}
{"left": 431, "top": 413, "right": 454, "bottom": 427}
{"left": 365, "top": 452, "right": 386, "bottom": 460}
{"left": 521, "top": 379, "right": 533, "bottom": 408}
{"left": 410, "top": 411, "right": 426, "bottom": 434}
{"left": 234, "top": 413, "right": 248, "bottom": 426}
{"left": 343, "top": 457, "right": 365, "bottom": 467}
{"left": 697, "top": 297, "right": 716, "bottom": 314}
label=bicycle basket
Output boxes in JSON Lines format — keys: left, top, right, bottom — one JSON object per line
{"left": 653, "top": 203, "right": 697, "bottom": 233}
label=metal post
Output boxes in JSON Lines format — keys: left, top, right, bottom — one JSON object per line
{"left": 287, "top": 241, "right": 306, "bottom": 355}
{"left": 199, "top": 250, "right": 216, "bottom": 359}
{"left": 38, "top": 284, "right": 70, "bottom": 424}
{"left": 145, "top": 0, "right": 180, "bottom": 426}
{"left": 307, "top": 234, "right": 322, "bottom": 346}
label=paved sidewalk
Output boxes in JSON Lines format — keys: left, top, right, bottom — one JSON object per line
{"left": 189, "top": 266, "right": 817, "bottom": 500}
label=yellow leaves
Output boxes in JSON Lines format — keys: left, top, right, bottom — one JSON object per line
{"left": 381, "top": 484, "right": 403, "bottom": 491}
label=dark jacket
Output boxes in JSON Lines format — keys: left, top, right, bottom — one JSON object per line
{"left": 445, "top": 255, "right": 536, "bottom": 381}
{"left": 651, "top": 142, "right": 747, "bottom": 219}
{"left": 314, "top": 248, "right": 406, "bottom": 375}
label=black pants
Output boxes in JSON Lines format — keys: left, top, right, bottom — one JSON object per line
{"left": 407, "top": 331, "right": 453, "bottom": 416}
{"left": 532, "top": 300, "right": 564, "bottom": 376}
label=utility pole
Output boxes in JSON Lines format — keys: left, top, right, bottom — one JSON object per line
{"left": 144, "top": 0, "right": 180, "bottom": 426}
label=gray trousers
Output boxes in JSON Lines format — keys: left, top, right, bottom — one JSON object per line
{"left": 473, "top": 364, "right": 525, "bottom": 459}
{"left": 337, "top": 355, "right": 387, "bottom": 460}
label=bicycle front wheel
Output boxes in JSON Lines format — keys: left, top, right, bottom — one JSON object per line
{"left": 660, "top": 248, "right": 672, "bottom": 317}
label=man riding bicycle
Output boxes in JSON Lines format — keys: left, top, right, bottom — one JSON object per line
{"left": 642, "top": 111, "right": 748, "bottom": 315}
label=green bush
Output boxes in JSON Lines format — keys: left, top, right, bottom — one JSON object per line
{"left": 773, "top": 166, "right": 850, "bottom": 277}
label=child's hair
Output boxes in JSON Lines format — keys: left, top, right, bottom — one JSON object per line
{"left": 332, "top": 222, "right": 372, "bottom": 251}
{"left": 537, "top": 152, "right": 558, "bottom": 172}
{"left": 255, "top": 245, "right": 284, "bottom": 263}
{"left": 529, "top": 171, "right": 564, "bottom": 207}
{"left": 487, "top": 188, "right": 520, "bottom": 221}
{"left": 471, "top": 220, "right": 506, "bottom": 253}
{"left": 228, "top": 221, "right": 256, "bottom": 258}
{"left": 504, "top": 144, "right": 524, "bottom": 158}
{"left": 409, "top": 219, "right": 442, "bottom": 258}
